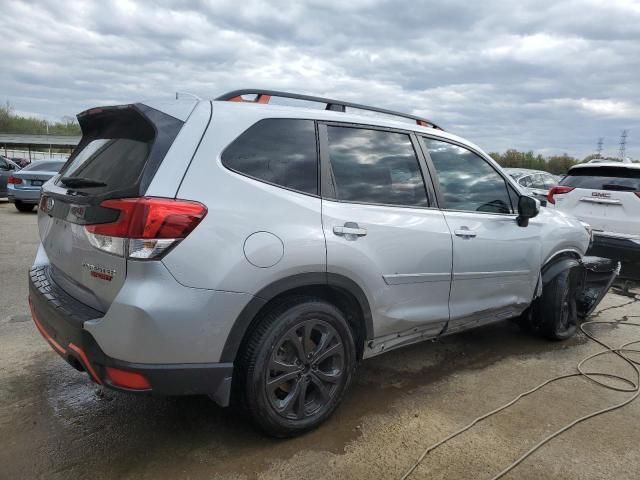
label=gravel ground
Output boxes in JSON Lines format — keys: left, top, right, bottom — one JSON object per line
{"left": 0, "top": 199, "right": 639, "bottom": 480}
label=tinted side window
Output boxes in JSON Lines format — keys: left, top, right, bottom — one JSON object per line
{"left": 530, "top": 174, "right": 546, "bottom": 189}
{"left": 222, "top": 119, "right": 318, "bottom": 195}
{"left": 507, "top": 184, "right": 520, "bottom": 212}
{"left": 543, "top": 174, "right": 557, "bottom": 189}
{"left": 423, "top": 138, "right": 512, "bottom": 214}
{"left": 519, "top": 176, "right": 532, "bottom": 187}
{"left": 326, "top": 126, "right": 429, "bottom": 207}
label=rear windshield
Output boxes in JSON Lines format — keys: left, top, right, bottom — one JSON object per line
{"left": 23, "top": 161, "right": 65, "bottom": 172}
{"left": 561, "top": 167, "right": 640, "bottom": 191}
{"left": 57, "top": 105, "right": 183, "bottom": 197}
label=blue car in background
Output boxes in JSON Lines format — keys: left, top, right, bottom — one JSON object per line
{"left": 7, "top": 160, "right": 66, "bottom": 212}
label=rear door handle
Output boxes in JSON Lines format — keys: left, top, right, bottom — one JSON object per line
{"left": 454, "top": 228, "right": 476, "bottom": 238}
{"left": 333, "top": 222, "right": 367, "bottom": 237}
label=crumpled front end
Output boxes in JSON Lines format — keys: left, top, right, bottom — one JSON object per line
{"left": 577, "top": 256, "right": 621, "bottom": 317}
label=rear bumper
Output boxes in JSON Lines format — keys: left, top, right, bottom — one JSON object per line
{"left": 28, "top": 265, "right": 234, "bottom": 406}
{"left": 588, "top": 233, "right": 640, "bottom": 280}
{"left": 7, "top": 185, "right": 41, "bottom": 203}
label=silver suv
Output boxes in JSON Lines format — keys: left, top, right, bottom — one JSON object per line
{"left": 29, "top": 90, "right": 617, "bottom": 437}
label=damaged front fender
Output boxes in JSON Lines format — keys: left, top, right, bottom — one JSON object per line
{"left": 576, "top": 256, "right": 621, "bottom": 317}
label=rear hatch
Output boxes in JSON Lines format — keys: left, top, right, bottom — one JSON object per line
{"left": 552, "top": 165, "right": 640, "bottom": 236}
{"left": 38, "top": 104, "right": 184, "bottom": 312}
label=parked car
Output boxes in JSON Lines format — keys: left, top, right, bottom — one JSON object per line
{"left": 11, "top": 157, "right": 31, "bottom": 168}
{"left": 0, "top": 156, "right": 21, "bottom": 197}
{"left": 29, "top": 90, "right": 617, "bottom": 437}
{"left": 7, "top": 160, "right": 66, "bottom": 212}
{"left": 549, "top": 162, "right": 640, "bottom": 280}
{"left": 503, "top": 168, "right": 558, "bottom": 204}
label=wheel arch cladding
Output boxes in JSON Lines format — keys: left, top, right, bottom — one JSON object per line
{"left": 219, "top": 272, "right": 374, "bottom": 362}
{"left": 541, "top": 252, "right": 583, "bottom": 287}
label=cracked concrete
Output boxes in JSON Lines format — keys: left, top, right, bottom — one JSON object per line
{"left": 1, "top": 200, "right": 639, "bottom": 480}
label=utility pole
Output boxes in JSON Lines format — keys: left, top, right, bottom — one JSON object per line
{"left": 618, "top": 130, "right": 628, "bottom": 160}
{"left": 596, "top": 137, "right": 603, "bottom": 158}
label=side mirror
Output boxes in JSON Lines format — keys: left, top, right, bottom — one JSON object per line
{"left": 517, "top": 195, "right": 540, "bottom": 227}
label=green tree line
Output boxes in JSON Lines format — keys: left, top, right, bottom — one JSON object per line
{"left": 489, "top": 149, "right": 583, "bottom": 175}
{"left": 0, "top": 102, "right": 80, "bottom": 135}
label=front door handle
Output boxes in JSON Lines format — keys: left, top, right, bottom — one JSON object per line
{"left": 454, "top": 228, "right": 476, "bottom": 238}
{"left": 333, "top": 222, "right": 367, "bottom": 238}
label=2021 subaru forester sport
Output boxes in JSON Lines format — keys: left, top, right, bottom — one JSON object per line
{"left": 29, "top": 89, "right": 618, "bottom": 437}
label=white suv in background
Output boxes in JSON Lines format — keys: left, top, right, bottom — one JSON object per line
{"left": 549, "top": 162, "right": 640, "bottom": 279}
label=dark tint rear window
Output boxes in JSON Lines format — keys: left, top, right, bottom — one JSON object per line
{"left": 24, "top": 161, "right": 65, "bottom": 172}
{"left": 221, "top": 119, "right": 318, "bottom": 195}
{"left": 57, "top": 105, "right": 182, "bottom": 197}
{"left": 562, "top": 167, "right": 640, "bottom": 191}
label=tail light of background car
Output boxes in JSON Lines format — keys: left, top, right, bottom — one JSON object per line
{"left": 547, "top": 186, "right": 575, "bottom": 204}
{"left": 83, "top": 197, "right": 207, "bottom": 260}
{"left": 7, "top": 176, "right": 22, "bottom": 184}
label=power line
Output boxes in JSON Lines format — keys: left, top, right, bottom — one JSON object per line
{"left": 618, "top": 130, "right": 628, "bottom": 160}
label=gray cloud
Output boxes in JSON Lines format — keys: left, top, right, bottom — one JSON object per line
{"left": 1, "top": 0, "right": 639, "bottom": 158}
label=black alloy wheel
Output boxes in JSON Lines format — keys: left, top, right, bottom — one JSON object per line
{"left": 266, "top": 319, "right": 345, "bottom": 420}
{"left": 237, "top": 297, "right": 356, "bottom": 437}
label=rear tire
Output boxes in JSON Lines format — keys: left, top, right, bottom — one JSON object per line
{"left": 15, "top": 201, "right": 35, "bottom": 213}
{"left": 236, "top": 297, "right": 356, "bottom": 437}
{"left": 536, "top": 268, "right": 579, "bottom": 341}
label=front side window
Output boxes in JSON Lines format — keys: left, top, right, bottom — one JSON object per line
{"left": 326, "top": 126, "right": 429, "bottom": 207}
{"left": 423, "top": 138, "right": 512, "bottom": 214}
{"left": 221, "top": 119, "right": 318, "bottom": 195}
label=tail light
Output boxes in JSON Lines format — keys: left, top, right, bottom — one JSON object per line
{"left": 547, "top": 186, "right": 575, "bottom": 204}
{"left": 8, "top": 176, "right": 22, "bottom": 184}
{"left": 635, "top": 193, "right": 640, "bottom": 200}
{"left": 84, "top": 197, "right": 207, "bottom": 260}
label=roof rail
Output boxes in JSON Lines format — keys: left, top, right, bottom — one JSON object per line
{"left": 215, "top": 89, "right": 443, "bottom": 130}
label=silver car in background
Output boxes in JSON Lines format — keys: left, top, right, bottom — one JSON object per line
{"left": 504, "top": 168, "right": 558, "bottom": 204}
{"left": 8, "top": 160, "right": 66, "bottom": 212}
{"left": 0, "top": 156, "right": 21, "bottom": 197}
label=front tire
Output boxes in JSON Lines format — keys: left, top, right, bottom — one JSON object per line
{"left": 236, "top": 297, "right": 356, "bottom": 437}
{"left": 15, "top": 201, "right": 35, "bottom": 213}
{"left": 536, "top": 268, "right": 579, "bottom": 340}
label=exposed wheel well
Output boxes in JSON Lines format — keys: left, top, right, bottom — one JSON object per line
{"left": 228, "top": 284, "right": 370, "bottom": 363}
{"left": 543, "top": 250, "right": 582, "bottom": 271}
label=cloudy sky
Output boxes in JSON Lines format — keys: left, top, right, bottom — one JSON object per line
{"left": 1, "top": 0, "right": 639, "bottom": 158}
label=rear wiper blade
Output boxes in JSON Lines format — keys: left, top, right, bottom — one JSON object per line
{"left": 60, "top": 176, "right": 107, "bottom": 188}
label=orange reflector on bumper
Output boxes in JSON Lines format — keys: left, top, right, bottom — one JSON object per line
{"left": 106, "top": 367, "right": 152, "bottom": 390}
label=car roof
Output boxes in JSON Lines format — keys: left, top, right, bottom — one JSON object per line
{"left": 569, "top": 162, "right": 640, "bottom": 172}
{"left": 503, "top": 168, "right": 553, "bottom": 176}
{"left": 208, "top": 100, "right": 482, "bottom": 151}
{"left": 18, "top": 160, "right": 65, "bottom": 171}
